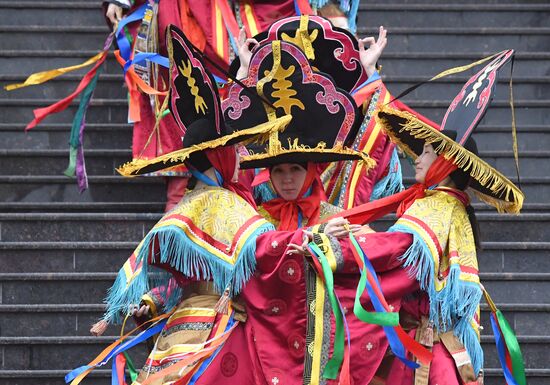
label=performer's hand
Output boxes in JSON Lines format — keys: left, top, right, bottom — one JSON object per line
{"left": 287, "top": 230, "right": 313, "bottom": 256}
{"left": 106, "top": 3, "right": 123, "bottom": 29}
{"left": 130, "top": 304, "right": 151, "bottom": 317}
{"left": 358, "top": 26, "right": 387, "bottom": 77}
{"left": 325, "top": 217, "right": 361, "bottom": 239}
{"left": 236, "top": 27, "right": 259, "bottom": 79}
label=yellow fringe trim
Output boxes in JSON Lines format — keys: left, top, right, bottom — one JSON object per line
{"left": 376, "top": 106, "right": 524, "bottom": 214}
{"left": 241, "top": 139, "right": 375, "bottom": 169}
{"left": 117, "top": 114, "right": 292, "bottom": 176}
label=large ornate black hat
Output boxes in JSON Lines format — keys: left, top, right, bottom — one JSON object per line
{"left": 224, "top": 39, "right": 373, "bottom": 170}
{"left": 230, "top": 15, "right": 368, "bottom": 93}
{"left": 117, "top": 25, "right": 291, "bottom": 176}
{"left": 377, "top": 50, "right": 523, "bottom": 213}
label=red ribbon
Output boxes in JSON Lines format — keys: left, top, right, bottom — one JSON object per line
{"left": 25, "top": 53, "right": 108, "bottom": 131}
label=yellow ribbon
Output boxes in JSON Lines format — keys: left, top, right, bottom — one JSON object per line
{"left": 4, "top": 52, "right": 105, "bottom": 91}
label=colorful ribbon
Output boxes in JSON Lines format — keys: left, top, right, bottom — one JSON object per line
{"left": 484, "top": 289, "right": 526, "bottom": 385}
{"left": 348, "top": 232, "right": 433, "bottom": 367}
{"left": 307, "top": 242, "right": 350, "bottom": 384}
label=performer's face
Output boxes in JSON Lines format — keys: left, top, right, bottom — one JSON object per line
{"left": 270, "top": 163, "right": 308, "bottom": 201}
{"left": 415, "top": 143, "right": 438, "bottom": 184}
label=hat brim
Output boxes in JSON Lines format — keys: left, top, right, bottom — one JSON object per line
{"left": 240, "top": 142, "right": 374, "bottom": 170}
{"left": 117, "top": 115, "right": 292, "bottom": 177}
{"left": 377, "top": 107, "right": 524, "bottom": 214}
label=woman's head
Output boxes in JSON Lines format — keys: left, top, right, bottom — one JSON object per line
{"left": 270, "top": 162, "right": 308, "bottom": 201}
{"left": 414, "top": 143, "right": 438, "bottom": 184}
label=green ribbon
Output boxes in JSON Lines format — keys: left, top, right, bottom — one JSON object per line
{"left": 308, "top": 242, "right": 345, "bottom": 380}
{"left": 496, "top": 309, "right": 527, "bottom": 385}
{"left": 123, "top": 351, "right": 139, "bottom": 382}
{"left": 349, "top": 234, "right": 399, "bottom": 326}
{"left": 63, "top": 66, "right": 103, "bottom": 177}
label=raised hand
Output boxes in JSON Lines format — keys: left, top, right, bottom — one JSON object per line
{"left": 358, "top": 26, "right": 388, "bottom": 77}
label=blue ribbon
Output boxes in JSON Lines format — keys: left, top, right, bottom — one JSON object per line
{"left": 65, "top": 319, "right": 167, "bottom": 383}
{"left": 126, "top": 52, "right": 169, "bottom": 73}
{"left": 354, "top": 241, "right": 419, "bottom": 369}
{"left": 490, "top": 313, "right": 520, "bottom": 385}
{"left": 188, "top": 313, "right": 236, "bottom": 384}
{"left": 115, "top": 4, "right": 148, "bottom": 62}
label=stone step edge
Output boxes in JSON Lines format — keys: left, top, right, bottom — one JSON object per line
{"left": 3, "top": 51, "right": 550, "bottom": 60}
{"left": 0, "top": 203, "right": 544, "bottom": 213}
{"left": 1, "top": 272, "right": 548, "bottom": 281}
{"left": 2, "top": 98, "right": 546, "bottom": 108}
{"left": 1, "top": 241, "right": 549, "bottom": 250}
{"left": 2, "top": 211, "right": 549, "bottom": 220}
{"left": 3, "top": 25, "right": 550, "bottom": 34}
{"left": 5, "top": 73, "right": 550, "bottom": 84}
{"left": 0, "top": 368, "right": 546, "bottom": 378}
{"left": 1, "top": 123, "right": 548, "bottom": 133}
{"left": 4, "top": 149, "right": 546, "bottom": 157}
{"left": 0, "top": 335, "right": 546, "bottom": 345}
{"left": 2, "top": 303, "right": 548, "bottom": 313}
{"left": 2, "top": 2, "right": 550, "bottom": 12}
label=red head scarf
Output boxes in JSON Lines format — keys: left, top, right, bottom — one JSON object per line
{"left": 261, "top": 162, "right": 327, "bottom": 231}
{"left": 205, "top": 146, "right": 257, "bottom": 209}
{"left": 328, "top": 155, "right": 459, "bottom": 225}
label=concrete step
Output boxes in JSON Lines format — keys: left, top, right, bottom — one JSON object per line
{"left": 1, "top": 272, "right": 549, "bottom": 306}
{"left": 0, "top": 242, "right": 134, "bottom": 274}
{"left": 0, "top": 98, "right": 127, "bottom": 125}
{"left": 384, "top": 76, "right": 550, "bottom": 101}
{"left": 1, "top": 98, "right": 546, "bottom": 126}
{"left": 3, "top": 50, "right": 549, "bottom": 78}
{"left": 358, "top": 3, "right": 550, "bottom": 28}
{"left": 1, "top": 202, "right": 547, "bottom": 213}
{"left": 399, "top": 150, "right": 548, "bottom": 178}
{"left": 0, "top": 175, "right": 544, "bottom": 204}
{"left": 1, "top": 370, "right": 548, "bottom": 385}
{"left": 400, "top": 176, "right": 548, "bottom": 204}
{"left": 0, "top": 334, "right": 545, "bottom": 370}
{"left": 1, "top": 301, "right": 549, "bottom": 337}
{"left": 1, "top": 211, "right": 550, "bottom": 242}
{"left": 380, "top": 52, "right": 550, "bottom": 77}
{"left": 1, "top": 240, "right": 547, "bottom": 272}
{"left": 0, "top": 175, "right": 166, "bottom": 203}
{"left": 400, "top": 101, "right": 549, "bottom": 126}
{"left": 2, "top": 25, "right": 550, "bottom": 52}
{"left": 0, "top": 50, "right": 120, "bottom": 76}
{"left": 1, "top": 123, "right": 547, "bottom": 152}
{"left": 5, "top": 73, "right": 547, "bottom": 102}
{"left": 1, "top": 149, "right": 542, "bottom": 177}
{"left": 0, "top": 149, "right": 130, "bottom": 176}
{"left": 0, "top": 74, "right": 126, "bottom": 99}
{"left": 0, "top": 202, "right": 164, "bottom": 212}
{"left": 0, "top": 1, "right": 105, "bottom": 27}
{"left": 0, "top": 123, "right": 132, "bottom": 151}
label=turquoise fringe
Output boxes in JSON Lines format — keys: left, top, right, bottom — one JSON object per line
{"left": 371, "top": 147, "right": 404, "bottom": 201}
{"left": 389, "top": 224, "right": 484, "bottom": 374}
{"left": 103, "top": 221, "right": 274, "bottom": 324}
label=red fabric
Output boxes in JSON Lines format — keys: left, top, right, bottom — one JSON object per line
{"left": 25, "top": 52, "right": 107, "bottom": 130}
{"left": 237, "top": 229, "right": 419, "bottom": 385}
{"left": 165, "top": 176, "right": 189, "bottom": 212}
{"left": 329, "top": 156, "right": 458, "bottom": 225}
{"left": 262, "top": 163, "right": 327, "bottom": 230}
{"left": 206, "top": 146, "right": 257, "bottom": 208}
{"left": 386, "top": 294, "right": 465, "bottom": 385}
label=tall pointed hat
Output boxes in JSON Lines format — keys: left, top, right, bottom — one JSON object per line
{"left": 117, "top": 25, "right": 291, "bottom": 176}
{"left": 230, "top": 15, "right": 369, "bottom": 93}
{"left": 377, "top": 50, "right": 523, "bottom": 213}
{"left": 223, "top": 39, "right": 373, "bottom": 170}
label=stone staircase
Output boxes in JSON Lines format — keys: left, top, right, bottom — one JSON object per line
{"left": 1, "top": 1, "right": 549, "bottom": 384}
